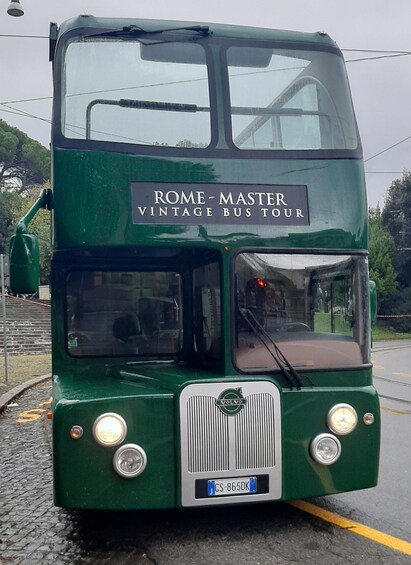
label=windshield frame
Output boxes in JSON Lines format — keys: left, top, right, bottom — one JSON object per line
{"left": 231, "top": 248, "right": 371, "bottom": 374}
{"left": 53, "top": 28, "right": 362, "bottom": 160}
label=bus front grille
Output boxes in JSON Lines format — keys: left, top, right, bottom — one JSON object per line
{"left": 180, "top": 381, "right": 282, "bottom": 506}
{"left": 185, "top": 393, "right": 276, "bottom": 473}
{"left": 186, "top": 395, "right": 230, "bottom": 473}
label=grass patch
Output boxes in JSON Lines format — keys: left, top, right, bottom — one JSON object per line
{"left": 314, "top": 311, "right": 353, "bottom": 335}
{"left": 372, "top": 324, "right": 411, "bottom": 341}
{"left": 0, "top": 353, "right": 51, "bottom": 393}
{"left": 315, "top": 312, "right": 411, "bottom": 341}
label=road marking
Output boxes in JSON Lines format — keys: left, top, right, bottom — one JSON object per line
{"left": 39, "top": 398, "right": 52, "bottom": 407}
{"left": 381, "top": 406, "right": 411, "bottom": 415}
{"left": 289, "top": 499, "right": 411, "bottom": 556}
{"left": 16, "top": 409, "right": 46, "bottom": 423}
{"left": 16, "top": 398, "right": 51, "bottom": 423}
{"left": 393, "top": 372, "right": 411, "bottom": 379}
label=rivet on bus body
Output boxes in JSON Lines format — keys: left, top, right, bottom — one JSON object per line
{"left": 363, "top": 413, "right": 375, "bottom": 425}
{"left": 70, "top": 425, "right": 84, "bottom": 439}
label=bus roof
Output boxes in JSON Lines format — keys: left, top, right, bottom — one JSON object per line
{"left": 54, "top": 15, "right": 340, "bottom": 53}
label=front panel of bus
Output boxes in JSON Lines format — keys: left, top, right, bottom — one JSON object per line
{"left": 50, "top": 16, "right": 379, "bottom": 509}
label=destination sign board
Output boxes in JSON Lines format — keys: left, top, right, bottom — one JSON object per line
{"left": 131, "top": 182, "right": 309, "bottom": 226}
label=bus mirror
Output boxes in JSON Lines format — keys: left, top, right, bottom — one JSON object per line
{"left": 369, "top": 280, "right": 377, "bottom": 326}
{"left": 9, "top": 232, "right": 40, "bottom": 294}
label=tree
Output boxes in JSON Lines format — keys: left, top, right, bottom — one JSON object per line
{"left": 381, "top": 171, "right": 411, "bottom": 287}
{"left": 0, "top": 191, "right": 20, "bottom": 255}
{"left": 0, "top": 119, "right": 50, "bottom": 195}
{"left": 368, "top": 206, "right": 396, "bottom": 299}
{"left": 18, "top": 185, "right": 52, "bottom": 284}
{"left": 379, "top": 287, "right": 411, "bottom": 333}
{"left": 0, "top": 122, "right": 51, "bottom": 281}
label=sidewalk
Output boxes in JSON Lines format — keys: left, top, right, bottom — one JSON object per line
{"left": 0, "top": 373, "right": 51, "bottom": 412}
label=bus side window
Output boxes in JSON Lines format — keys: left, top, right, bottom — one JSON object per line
{"left": 193, "top": 261, "right": 222, "bottom": 365}
{"left": 193, "top": 286, "right": 219, "bottom": 353}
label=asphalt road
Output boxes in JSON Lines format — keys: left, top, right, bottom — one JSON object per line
{"left": 311, "top": 340, "right": 411, "bottom": 544}
{"left": 0, "top": 341, "right": 410, "bottom": 564}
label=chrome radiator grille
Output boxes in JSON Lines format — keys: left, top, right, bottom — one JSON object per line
{"left": 180, "top": 381, "right": 282, "bottom": 507}
{"left": 186, "top": 393, "right": 276, "bottom": 473}
{"left": 186, "top": 396, "right": 229, "bottom": 473}
{"left": 235, "top": 393, "right": 276, "bottom": 470}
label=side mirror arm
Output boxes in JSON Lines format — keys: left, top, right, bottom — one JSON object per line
{"left": 16, "top": 187, "right": 53, "bottom": 235}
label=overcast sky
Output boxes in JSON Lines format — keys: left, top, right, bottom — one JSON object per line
{"left": 1, "top": 0, "right": 410, "bottom": 208}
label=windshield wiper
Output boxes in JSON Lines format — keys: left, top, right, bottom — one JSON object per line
{"left": 85, "top": 98, "right": 210, "bottom": 139}
{"left": 239, "top": 307, "right": 306, "bottom": 389}
{"left": 87, "top": 24, "right": 210, "bottom": 40}
{"left": 124, "top": 24, "right": 210, "bottom": 35}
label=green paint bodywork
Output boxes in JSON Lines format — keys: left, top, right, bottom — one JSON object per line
{"left": 48, "top": 17, "right": 379, "bottom": 509}
{"left": 53, "top": 149, "right": 367, "bottom": 250}
{"left": 52, "top": 362, "right": 379, "bottom": 509}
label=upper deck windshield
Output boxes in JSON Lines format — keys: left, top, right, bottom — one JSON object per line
{"left": 227, "top": 47, "right": 357, "bottom": 150}
{"left": 62, "top": 39, "right": 211, "bottom": 147}
{"left": 60, "top": 34, "right": 358, "bottom": 152}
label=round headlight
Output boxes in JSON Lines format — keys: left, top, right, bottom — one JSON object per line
{"left": 113, "top": 444, "right": 147, "bottom": 478}
{"left": 327, "top": 403, "right": 357, "bottom": 435}
{"left": 310, "top": 433, "right": 341, "bottom": 465}
{"left": 93, "top": 413, "right": 127, "bottom": 447}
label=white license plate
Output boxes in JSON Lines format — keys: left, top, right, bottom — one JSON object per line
{"left": 207, "top": 477, "right": 257, "bottom": 497}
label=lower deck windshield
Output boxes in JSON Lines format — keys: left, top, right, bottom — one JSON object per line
{"left": 65, "top": 252, "right": 222, "bottom": 364}
{"left": 235, "top": 252, "right": 370, "bottom": 370}
{"left": 64, "top": 250, "right": 370, "bottom": 371}
{"left": 67, "top": 270, "right": 184, "bottom": 357}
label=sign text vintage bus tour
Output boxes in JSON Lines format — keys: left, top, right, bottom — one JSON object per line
{"left": 131, "top": 183, "right": 309, "bottom": 225}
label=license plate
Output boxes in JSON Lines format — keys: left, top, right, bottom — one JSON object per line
{"left": 207, "top": 477, "right": 257, "bottom": 497}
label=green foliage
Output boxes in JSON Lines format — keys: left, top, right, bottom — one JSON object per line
{"left": 381, "top": 171, "right": 411, "bottom": 286}
{"left": 0, "top": 191, "right": 21, "bottom": 254}
{"left": 19, "top": 187, "right": 52, "bottom": 284}
{"left": 0, "top": 127, "right": 18, "bottom": 162}
{"left": 368, "top": 206, "right": 397, "bottom": 299}
{"left": 374, "top": 172, "right": 411, "bottom": 330}
{"left": 372, "top": 321, "right": 411, "bottom": 340}
{"left": 0, "top": 185, "right": 51, "bottom": 283}
{"left": 0, "top": 122, "right": 51, "bottom": 282}
{"left": 0, "top": 119, "right": 50, "bottom": 194}
{"left": 379, "top": 287, "right": 411, "bottom": 333}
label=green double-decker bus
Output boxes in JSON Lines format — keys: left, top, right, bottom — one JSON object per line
{"left": 10, "top": 15, "right": 380, "bottom": 509}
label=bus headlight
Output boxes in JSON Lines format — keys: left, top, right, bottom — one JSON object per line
{"left": 93, "top": 413, "right": 127, "bottom": 446}
{"left": 113, "top": 444, "right": 147, "bottom": 478}
{"left": 327, "top": 403, "right": 358, "bottom": 435}
{"left": 310, "top": 433, "right": 341, "bottom": 465}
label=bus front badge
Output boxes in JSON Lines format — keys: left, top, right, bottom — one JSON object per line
{"left": 215, "top": 388, "right": 246, "bottom": 416}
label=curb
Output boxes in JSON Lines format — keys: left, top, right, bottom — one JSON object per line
{"left": 0, "top": 374, "right": 52, "bottom": 413}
